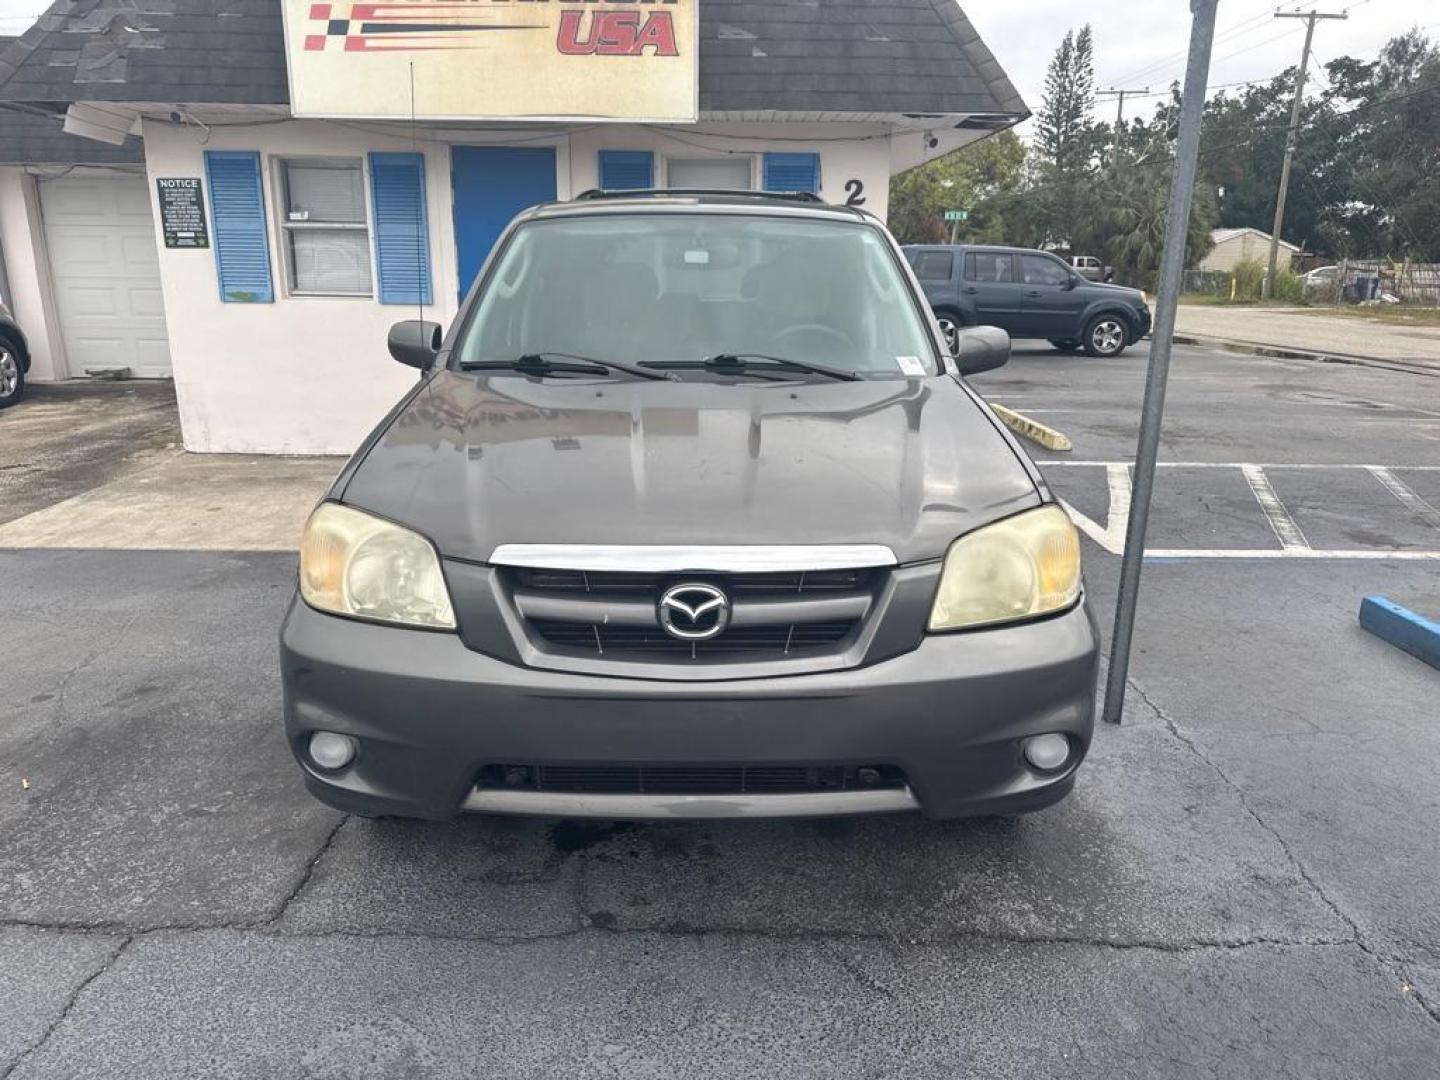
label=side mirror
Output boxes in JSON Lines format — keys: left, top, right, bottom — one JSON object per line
{"left": 952, "top": 325, "right": 1010, "bottom": 377}
{"left": 1062, "top": 275, "right": 1080, "bottom": 291}
{"left": 388, "top": 320, "right": 443, "bottom": 370}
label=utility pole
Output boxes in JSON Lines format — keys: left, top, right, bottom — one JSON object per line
{"left": 1263, "top": 8, "right": 1347, "bottom": 299}
{"left": 1098, "top": 87, "right": 1149, "bottom": 174}
{"left": 1102, "top": 0, "right": 1218, "bottom": 725}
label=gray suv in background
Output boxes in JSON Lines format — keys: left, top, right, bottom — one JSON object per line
{"left": 904, "top": 244, "right": 1152, "bottom": 358}
{"left": 281, "top": 191, "right": 1099, "bottom": 823}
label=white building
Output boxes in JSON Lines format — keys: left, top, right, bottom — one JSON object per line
{"left": 1200, "top": 227, "right": 1301, "bottom": 274}
{"left": 0, "top": 0, "right": 1027, "bottom": 454}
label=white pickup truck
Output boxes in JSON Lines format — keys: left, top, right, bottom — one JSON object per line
{"left": 1069, "top": 255, "right": 1113, "bottom": 283}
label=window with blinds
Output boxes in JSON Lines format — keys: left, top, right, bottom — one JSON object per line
{"left": 276, "top": 157, "right": 373, "bottom": 297}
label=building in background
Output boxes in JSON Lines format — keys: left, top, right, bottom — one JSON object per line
{"left": 1200, "top": 227, "right": 1301, "bottom": 274}
{"left": 0, "top": 0, "right": 1027, "bottom": 453}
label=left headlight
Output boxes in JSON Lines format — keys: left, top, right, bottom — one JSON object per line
{"left": 299, "top": 503, "right": 456, "bottom": 630}
{"left": 928, "top": 505, "right": 1081, "bottom": 632}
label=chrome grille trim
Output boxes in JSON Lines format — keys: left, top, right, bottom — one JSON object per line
{"left": 511, "top": 589, "right": 873, "bottom": 629}
{"left": 488, "top": 544, "right": 898, "bottom": 573}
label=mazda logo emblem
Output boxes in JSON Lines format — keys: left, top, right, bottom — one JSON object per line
{"left": 657, "top": 583, "right": 731, "bottom": 642}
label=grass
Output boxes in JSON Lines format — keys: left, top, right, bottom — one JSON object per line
{"left": 1179, "top": 295, "right": 1440, "bottom": 327}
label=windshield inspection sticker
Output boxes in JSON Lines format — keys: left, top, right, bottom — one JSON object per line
{"left": 896, "top": 356, "right": 926, "bottom": 377}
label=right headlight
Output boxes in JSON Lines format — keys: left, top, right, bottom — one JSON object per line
{"left": 928, "top": 505, "right": 1081, "bottom": 632}
{"left": 299, "top": 502, "right": 456, "bottom": 630}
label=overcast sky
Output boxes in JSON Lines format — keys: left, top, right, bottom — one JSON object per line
{"left": 0, "top": 0, "right": 1430, "bottom": 123}
{"left": 965, "top": 0, "right": 1431, "bottom": 129}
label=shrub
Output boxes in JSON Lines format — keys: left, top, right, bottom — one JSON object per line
{"left": 1230, "top": 258, "right": 1266, "bottom": 301}
{"left": 1272, "top": 269, "right": 1304, "bottom": 303}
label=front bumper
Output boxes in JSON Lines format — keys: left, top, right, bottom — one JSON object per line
{"left": 281, "top": 596, "right": 1100, "bottom": 821}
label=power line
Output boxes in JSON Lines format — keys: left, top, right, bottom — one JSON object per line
{"left": 1105, "top": 2, "right": 1281, "bottom": 86}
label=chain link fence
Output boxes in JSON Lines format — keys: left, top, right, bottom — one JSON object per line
{"left": 1185, "top": 260, "right": 1440, "bottom": 307}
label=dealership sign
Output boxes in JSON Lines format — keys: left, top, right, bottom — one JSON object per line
{"left": 281, "top": 0, "right": 698, "bottom": 121}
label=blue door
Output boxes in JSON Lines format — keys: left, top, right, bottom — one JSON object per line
{"left": 451, "top": 146, "right": 556, "bottom": 301}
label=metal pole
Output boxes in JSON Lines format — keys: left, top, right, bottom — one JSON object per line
{"left": 1101, "top": 0, "right": 1219, "bottom": 725}
{"left": 1263, "top": 10, "right": 1346, "bottom": 300}
{"left": 1112, "top": 90, "right": 1126, "bottom": 174}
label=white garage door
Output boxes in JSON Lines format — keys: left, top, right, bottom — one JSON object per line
{"left": 39, "top": 173, "right": 172, "bottom": 378}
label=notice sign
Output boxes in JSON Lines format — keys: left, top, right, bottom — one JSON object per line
{"left": 281, "top": 0, "right": 698, "bottom": 122}
{"left": 156, "top": 178, "right": 209, "bottom": 249}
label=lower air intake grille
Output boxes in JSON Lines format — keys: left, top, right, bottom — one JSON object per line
{"left": 475, "top": 764, "right": 906, "bottom": 795}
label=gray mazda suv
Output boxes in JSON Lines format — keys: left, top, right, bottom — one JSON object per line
{"left": 281, "top": 190, "right": 1099, "bottom": 822}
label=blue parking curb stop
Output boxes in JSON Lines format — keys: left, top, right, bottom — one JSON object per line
{"left": 1359, "top": 596, "right": 1440, "bottom": 672}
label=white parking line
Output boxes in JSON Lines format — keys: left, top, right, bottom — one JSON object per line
{"left": 1241, "top": 465, "right": 1311, "bottom": 551}
{"left": 1045, "top": 460, "right": 1440, "bottom": 560}
{"left": 1367, "top": 467, "right": 1440, "bottom": 530}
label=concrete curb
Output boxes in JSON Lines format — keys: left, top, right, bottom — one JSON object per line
{"left": 991, "top": 404, "right": 1073, "bottom": 452}
{"left": 1359, "top": 596, "right": 1440, "bottom": 671}
{"left": 1173, "top": 333, "right": 1440, "bottom": 379}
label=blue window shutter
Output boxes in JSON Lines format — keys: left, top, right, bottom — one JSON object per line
{"left": 599, "top": 150, "right": 654, "bottom": 190}
{"left": 369, "top": 152, "right": 433, "bottom": 306}
{"left": 203, "top": 150, "right": 272, "bottom": 303}
{"left": 763, "top": 152, "right": 821, "bottom": 195}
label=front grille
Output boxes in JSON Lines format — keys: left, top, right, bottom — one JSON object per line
{"left": 529, "top": 619, "right": 855, "bottom": 654}
{"left": 514, "top": 568, "right": 871, "bottom": 593}
{"left": 476, "top": 763, "right": 907, "bottom": 795}
{"left": 504, "top": 566, "right": 881, "bottom": 662}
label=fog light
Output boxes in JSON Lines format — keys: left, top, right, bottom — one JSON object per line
{"left": 1023, "top": 733, "right": 1071, "bottom": 773}
{"left": 308, "top": 731, "right": 357, "bottom": 771}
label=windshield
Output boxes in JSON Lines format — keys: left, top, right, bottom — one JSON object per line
{"left": 451, "top": 213, "right": 939, "bottom": 378}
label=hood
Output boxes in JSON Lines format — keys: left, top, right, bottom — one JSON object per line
{"left": 339, "top": 370, "right": 1040, "bottom": 565}
{"left": 1087, "top": 281, "right": 1146, "bottom": 303}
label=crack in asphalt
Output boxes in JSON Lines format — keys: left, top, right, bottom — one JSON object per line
{"left": 1125, "top": 676, "right": 1440, "bottom": 1027}
{"left": 0, "top": 935, "right": 132, "bottom": 1080}
{"left": 260, "top": 813, "right": 350, "bottom": 927}
{"left": 0, "top": 915, "right": 1370, "bottom": 955}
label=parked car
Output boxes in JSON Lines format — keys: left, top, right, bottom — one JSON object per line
{"left": 0, "top": 300, "right": 30, "bottom": 408}
{"left": 903, "top": 244, "right": 1152, "bottom": 358}
{"left": 1301, "top": 265, "right": 1339, "bottom": 299}
{"left": 280, "top": 190, "right": 1099, "bottom": 823}
{"left": 1068, "top": 254, "right": 1113, "bottom": 283}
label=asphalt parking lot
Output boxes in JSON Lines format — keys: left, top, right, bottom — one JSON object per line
{"left": 2, "top": 344, "right": 1439, "bottom": 1077}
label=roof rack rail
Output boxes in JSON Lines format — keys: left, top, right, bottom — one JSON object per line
{"left": 574, "top": 188, "right": 826, "bottom": 204}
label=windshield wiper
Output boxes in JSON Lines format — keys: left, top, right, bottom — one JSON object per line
{"left": 700, "top": 353, "right": 862, "bottom": 382}
{"left": 461, "top": 352, "right": 676, "bottom": 381}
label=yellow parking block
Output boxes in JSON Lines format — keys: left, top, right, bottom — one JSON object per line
{"left": 991, "top": 404, "right": 1074, "bottom": 453}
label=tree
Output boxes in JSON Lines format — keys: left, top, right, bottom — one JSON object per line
{"left": 1102, "top": 167, "right": 1217, "bottom": 291}
{"left": 1313, "top": 30, "right": 1440, "bottom": 260}
{"left": 1195, "top": 30, "right": 1440, "bottom": 260}
{"left": 1035, "top": 26, "right": 1099, "bottom": 175}
{"left": 886, "top": 131, "right": 1026, "bottom": 245}
{"left": 1020, "top": 26, "right": 1110, "bottom": 249}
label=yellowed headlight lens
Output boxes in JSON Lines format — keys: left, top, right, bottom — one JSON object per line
{"left": 928, "top": 505, "right": 1081, "bottom": 631}
{"left": 299, "top": 503, "right": 456, "bottom": 630}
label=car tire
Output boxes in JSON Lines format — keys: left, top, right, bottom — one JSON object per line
{"left": 933, "top": 309, "right": 964, "bottom": 356}
{"left": 1082, "top": 313, "right": 1130, "bottom": 358}
{"left": 1048, "top": 338, "right": 1081, "bottom": 353}
{"left": 0, "top": 337, "right": 25, "bottom": 408}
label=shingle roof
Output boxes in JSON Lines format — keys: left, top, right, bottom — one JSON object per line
{"left": 0, "top": 32, "right": 136, "bottom": 162}
{"left": 0, "top": 106, "right": 145, "bottom": 164}
{"left": 0, "top": 0, "right": 1027, "bottom": 119}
